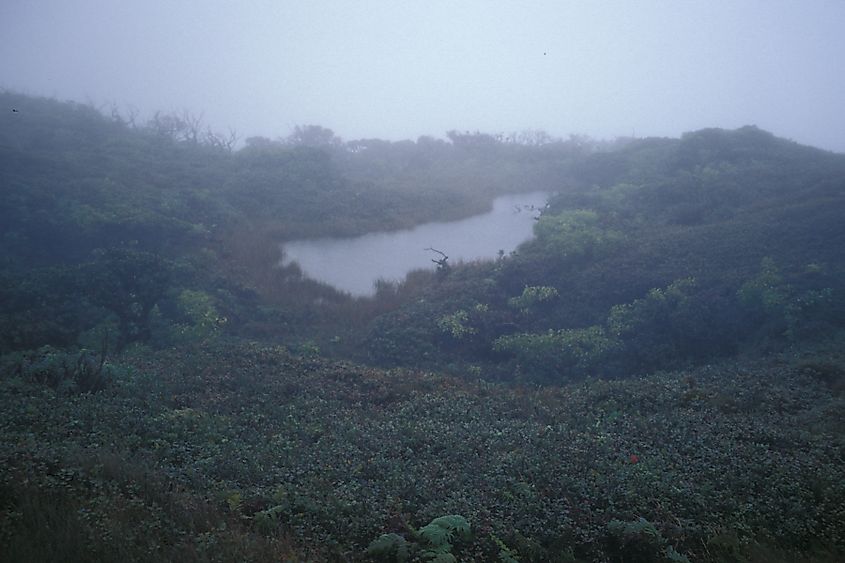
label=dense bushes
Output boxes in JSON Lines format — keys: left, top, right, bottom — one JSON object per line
{"left": 493, "top": 326, "right": 619, "bottom": 381}
{"left": 362, "top": 125, "right": 845, "bottom": 380}
{"left": 4, "top": 92, "right": 844, "bottom": 369}
{"left": 738, "top": 257, "right": 838, "bottom": 342}
{"left": 0, "top": 345, "right": 123, "bottom": 395}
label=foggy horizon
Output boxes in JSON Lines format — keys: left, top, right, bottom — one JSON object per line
{"left": 2, "top": 1, "right": 845, "bottom": 152}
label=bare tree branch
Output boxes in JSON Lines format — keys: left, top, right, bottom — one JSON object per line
{"left": 425, "top": 247, "right": 450, "bottom": 272}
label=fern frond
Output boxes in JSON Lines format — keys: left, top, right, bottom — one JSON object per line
{"left": 419, "top": 523, "right": 452, "bottom": 548}
{"left": 429, "top": 515, "right": 470, "bottom": 537}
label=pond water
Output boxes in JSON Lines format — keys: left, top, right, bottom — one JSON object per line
{"left": 280, "top": 191, "right": 550, "bottom": 297}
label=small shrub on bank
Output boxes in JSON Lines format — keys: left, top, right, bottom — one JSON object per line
{"left": 0, "top": 346, "right": 125, "bottom": 395}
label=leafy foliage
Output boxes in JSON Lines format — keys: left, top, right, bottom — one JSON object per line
{"left": 81, "top": 248, "right": 173, "bottom": 347}
{"left": 606, "top": 277, "right": 703, "bottom": 371}
{"left": 532, "top": 209, "right": 622, "bottom": 262}
{"left": 172, "top": 289, "right": 227, "bottom": 342}
{"left": 493, "top": 326, "right": 619, "bottom": 381}
{"left": 507, "top": 285, "right": 559, "bottom": 313}
{"left": 367, "top": 533, "right": 410, "bottom": 561}
{"left": 606, "top": 517, "right": 690, "bottom": 563}
{"left": 1, "top": 345, "right": 122, "bottom": 395}
{"left": 418, "top": 515, "right": 471, "bottom": 556}
{"left": 366, "top": 514, "right": 470, "bottom": 562}
{"left": 436, "top": 310, "right": 477, "bottom": 340}
{"left": 738, "top": 257, "right": 835, "bottom": 341}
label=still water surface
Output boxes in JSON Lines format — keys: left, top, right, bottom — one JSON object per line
{"left": 280, "top": 191, "right": 549, "bottom": 296}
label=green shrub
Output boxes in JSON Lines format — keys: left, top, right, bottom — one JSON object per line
{"left": 533, "top": 210, "right": 622, "bottom": 262}
{"left": 737, "top": 257, "right": 789, "bottom": 314}
{"left": 367, "top": 533, "right": 410, "bottom": 561}
{"left": 507, "top": 286, "right": 559, "bottom": 313}
{"left": 493, "top": 326, "right": 619, "bottom": 381}
{"left": 435, "top": 303, "right": 493, "bottom": 340}
{"left": 0, "top": 345, "right": 124, "bottom": 395}
{"left": 491, "top": 533, "right": 520, "bottom": 562}
{"left": 81, "top": 248, "right": 173, "bottom": 347}
{"left": 175, "top": 289, "right": 227, "bottom": 341}
{"left": 608, "top": 278, "right": 697, "bottom": 339}
{"left": 605, "top": 517, "right": 690, "bottom": 563}
{"left": 418, "top": 515, "right": 471, "bottom": 560}
{"left": 607, "top": 277, "right": 700, "bottom": 370}
{"left": 366, "top": 306, "right": 441, "bottom": 366}
{"left": 366, "top": 514, "right": 471, "bottom": 562}
{"left": 738, "top": 257, "right": 835, "bottom": 341}
{"left": 436, "top": 310, "right": 477, "bottom": 340}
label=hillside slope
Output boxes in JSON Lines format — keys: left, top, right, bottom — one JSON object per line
{"left": 1, "top": 93, "right": 843, "bottom": 561}
{"left": 364, "top": 127, "right": 845, "bottom": 378}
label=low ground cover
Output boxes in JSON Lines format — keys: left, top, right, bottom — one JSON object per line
{"left": 2, "top": 341, "right": 842, "bottom": 561}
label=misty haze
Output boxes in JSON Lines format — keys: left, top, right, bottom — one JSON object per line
{"left": 1, "top": 2, "right": 844, "bottom": 562}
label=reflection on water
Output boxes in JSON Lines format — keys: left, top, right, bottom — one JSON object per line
{"left": 280, "top": 191, "right": 550, "bottom": 296}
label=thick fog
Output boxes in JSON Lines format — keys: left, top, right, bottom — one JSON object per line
{"left": 2, "top": 0, "right": 844, "bottom": 151}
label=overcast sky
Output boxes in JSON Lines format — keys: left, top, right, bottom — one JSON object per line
{"left": 2, "top": 1, "right": 844, "bottom": 151}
